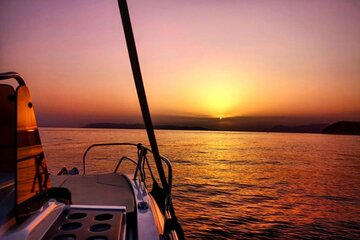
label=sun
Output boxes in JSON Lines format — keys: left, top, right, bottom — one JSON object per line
{"left": 182, "top": 68, "right": 241, "bottom": 118}
{"left": 199, "top": 83, "right": 236, "bottom": 118}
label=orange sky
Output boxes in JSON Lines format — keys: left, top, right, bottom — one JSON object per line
{"left": 1, "top": 0, "right": 359, "bottom": 127}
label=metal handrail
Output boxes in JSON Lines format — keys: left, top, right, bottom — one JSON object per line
{"left": 0, "top": 71, "right": 26, "bottom": 86}
{"left": 143, "top": 146, "right": 173, "bottom": 194}
{"left": 113, "top": 156, "right": 137, "bottom": 173}
{"left": 82, "top": 142, "right": 173, "bottom": 193}
{"left": 82, "top": 142, "right": 137, "bottom": 174}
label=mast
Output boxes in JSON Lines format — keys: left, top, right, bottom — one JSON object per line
{"left": 117, "top": 0, "right": 170, "bottom": 194}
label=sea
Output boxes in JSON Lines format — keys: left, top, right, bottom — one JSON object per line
{"left": 39, "top": 128, "right": 360, "bottom": 239}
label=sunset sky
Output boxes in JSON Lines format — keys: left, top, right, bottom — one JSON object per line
{"left": 1, "top": 0, "right": 359, "bottom": 128}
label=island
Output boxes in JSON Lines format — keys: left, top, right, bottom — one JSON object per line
{"left": 322, "top": 121, "right": 360, "bottom": 135}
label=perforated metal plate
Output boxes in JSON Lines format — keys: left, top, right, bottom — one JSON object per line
{"left": 42, "top": 206, "right": 125, "bottom": 240}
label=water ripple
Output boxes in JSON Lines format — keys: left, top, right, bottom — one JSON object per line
{"left": 40, "top": 128, "right": 360, "bottom": 239}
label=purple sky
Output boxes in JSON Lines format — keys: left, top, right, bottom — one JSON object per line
{"left": 1, "top": 0, "right": 359, "bottom": 127}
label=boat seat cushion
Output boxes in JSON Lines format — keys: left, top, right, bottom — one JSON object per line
{"left": 50, "top": 173, "right": 135, "bottom": 213}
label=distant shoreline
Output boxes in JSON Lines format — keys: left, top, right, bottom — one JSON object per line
{"left": 322, "top": 121, "right": 360, "bottom": 135}
{"left": 82, "top": 123, "right": 210, "bottom": 131}
{"left": 80, "top": 121, "right": 360, "bottom": 135}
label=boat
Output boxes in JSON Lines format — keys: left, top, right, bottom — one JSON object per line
{"left": 0, "top": 0, "right": 184, "bottom": 239}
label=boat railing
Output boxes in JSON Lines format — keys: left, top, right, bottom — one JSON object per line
{"left": 82, "top": 142, "right": 173, "bottom": 193}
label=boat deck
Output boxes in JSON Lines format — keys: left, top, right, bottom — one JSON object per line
{"left": 50, "top": 173, "right": 135, "bottom": 213}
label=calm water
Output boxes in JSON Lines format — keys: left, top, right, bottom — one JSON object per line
{"left": 40, "top": 128, "right": 360, "bottom": 239}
